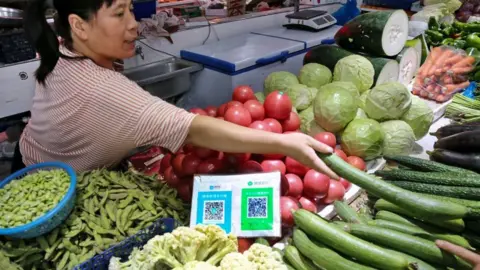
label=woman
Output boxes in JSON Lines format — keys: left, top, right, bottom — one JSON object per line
{"left": 17, "top": 0, "right": 337, "bottom": 179}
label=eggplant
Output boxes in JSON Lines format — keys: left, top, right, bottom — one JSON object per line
{"left": 431, "top": 124, "right": 480, "bottom": 139}
{"left": 434, "top": 130, "right": 480, "bottom": 152}
{"left": 428, "top": 149, "right": 480, "bottom": 173}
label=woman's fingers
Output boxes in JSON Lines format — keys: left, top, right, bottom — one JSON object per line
{"left": 436, "top": 240, "right": 480, "bottom": 265}
{"left": 306, "top": 149, "right": 339, "bottom": 179}
{"left": 309, "top": 136, "right": 334, "bottom": 154}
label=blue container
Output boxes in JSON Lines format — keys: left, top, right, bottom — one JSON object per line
{"left": 362, "top": 0, "right": 416, "bottom": 10}
{"left": 0, "top": 162, "right": 77, "bottom": 239}
{"left": 133, "top": 0, "right": 157, "bottom": 21}
{"left": 74, "top": 218, "right": 176, "bottom": 270}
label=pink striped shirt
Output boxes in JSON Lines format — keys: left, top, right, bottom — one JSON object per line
{"left": 20, "top": 46, "right": 195, "bottom": 172}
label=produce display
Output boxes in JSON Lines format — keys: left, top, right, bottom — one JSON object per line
{"left": 0, "top": 170, "right": 70, "bottom": 228}
{"left": 0, "top": 170, "right": 188, "bottom": 270}
{"left": 446, "top": 92, "right": 480, "bottom": 122}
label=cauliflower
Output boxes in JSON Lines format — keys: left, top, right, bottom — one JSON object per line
{"left": 220, "top": 252, "right": 258, "bottom": 270}
{"left": 171, "top": 227, "right": 208, "bottom": 264}
{"left": 173, "top": 261, "right": 219, "bottom": 270}
{"left": 194, "top": 224, "right": 238, "bottom": 265}
{"left": 143, "top": 234, "right": 183, "bottom": 268}
{"left": 243, "top": 244, "right": 288, "bottom": 270}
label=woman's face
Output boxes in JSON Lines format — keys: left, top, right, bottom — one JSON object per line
{"left": 70, "top": 0, "right": 139, "bottom": 61}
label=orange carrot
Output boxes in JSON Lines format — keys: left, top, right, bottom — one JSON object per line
{"left": 449, "top": 65, "right": 474, "bottom": 74}
{"left": 428, "top": 49, "right": 454, "bottom": 76}
{"left": 434, "top": 85, "right": 443, "bottom": 93}
{"left": 443, "top": 54, "right": 463, "bottom": 68}
{"left": 412, "top": 88, "right": 420, "bottom": 95}
{"left": 436, "top": 94, "right": 447, "bottom": 103}
{"left": 451, "top": 56, "right": 475, "bottom": 69}
{"left": 419, "top": 47, "right": 440, "bottom": 77}
{"left": 426, "top": 84, "right": 435, "bottom": 93}
{"left": 444, "top": 81, "right": 470, "bottom": 95}
{"left": 420, "top": 89, "right": 429, "bottom": 98}
{"left": 442, "top": 75, "right": 453, "bottom": 85}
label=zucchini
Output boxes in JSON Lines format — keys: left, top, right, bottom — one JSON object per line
{"left": 388, "top": 180, "right": 480, "bottom": 201}
{"left": 428, "top": 149, "right": 480, "bottom": 173}
{"left": 317, "top": 153, "right": 469, "bottom": 219}
{"left": 383, "top": 154, "right": 477, "bottom": 174}
{"left": 334, "top": 200, "right": 368, "bottom": 224}
{"left": 430, "top": 124, "right": 480, "bottom": 139}
{"left": 374, "top": 199, "right": 465, "bottom": 233}
{"left": 337, "top": 223, "right": 472, "bottom": 269}
{"left": 293, "top": 209, "right": 410, "bottom": 270}
{"left": 383, "top": 248, "right": 438, "bottom": 270}
{"left": 434, "top": 130, "right": 480, "bottom": 152}
{"left": 284, "top": 245, "right": 317, "bottom": 270}
{"left": 375, "top": 169, "right": 480, "bottom": 187}
{"left": 292, "top": 228, "right": 374, "bottom": 270}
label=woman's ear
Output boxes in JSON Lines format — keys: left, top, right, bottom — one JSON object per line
{"left": 68, "top": 14, "right": 89, "bottom": 41}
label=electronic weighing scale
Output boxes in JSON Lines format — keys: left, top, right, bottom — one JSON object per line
{"left": 283, "top": 10, "right": 337, "bottom": 32}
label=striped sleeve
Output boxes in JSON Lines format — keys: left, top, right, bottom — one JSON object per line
{"left": 90, "top": 73, "right": 196, "bottom": 153}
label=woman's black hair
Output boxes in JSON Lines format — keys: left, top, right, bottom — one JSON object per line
{"left": 24, "top": 0, "right": 115, "bottom": 85}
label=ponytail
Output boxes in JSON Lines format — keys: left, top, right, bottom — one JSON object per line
{"left": 24, "top": 0, "right": 60, "bottom": 85}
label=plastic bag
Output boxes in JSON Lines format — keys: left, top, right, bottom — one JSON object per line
{"left": 412, "top": 45, "right": 474, "bottom": 103}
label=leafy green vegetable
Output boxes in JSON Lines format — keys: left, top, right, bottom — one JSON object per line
{"left": 355, "top": 108, "right": 368, "bottom": 119}
{"left": 264, "top": 72, "right": 299, "bottom": 96}
{"left": 313, "top": 87, "right": 358, "bottom": 133}
{"left": 401, "top": 95, "right": 434, "bottom": 139}
{"left": 358, "top": 90, "right": 369, "bottom": 110}
{"left": 299, "top": 106, "right": 326, "bottom": 136}
{"left": 319, "top": 81, "right": 359, "bottom": 99}
{"left": 364, "top": 82, "right": 412, "bottom": 121}
{"left": 298, "top": 63, "right": 332, "bottom": 89}
{"left": 380, "top": 120, "right": 416, "bottom": 156}
{"left": 333, "top": 55, "right": 375, "bottom": 93}
{"left": 283, "top": 84, "right": 314, "bottom": 110}
{"left": 341, "top": 118, "right": 384, "bottom": 160}
{"left": 254, "top": 92, "right": 265, "bottom": 104}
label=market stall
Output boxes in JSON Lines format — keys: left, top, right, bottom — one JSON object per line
{"left": 3, "top": 0, "right": 480, "bottom": 268}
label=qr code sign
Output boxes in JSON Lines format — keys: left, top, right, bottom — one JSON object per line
{"left": 203, "top": 201, "right": 225, "bottom": 223}
{"left": 247, "top": 197, "right": 267, "bottom": 218}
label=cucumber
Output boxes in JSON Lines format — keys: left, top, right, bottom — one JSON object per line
{"left": 374, "top": 199, "right": 465, "bottom": 233}
{"left": 334, "top": 10, "right": 409, "bottom": 57}
{"left": 464, "top": 232, "right": 480, "bottom": 249}
{"left": 375, "top": 169, "right": 480, "bottom": 187}
{"left": 430, "top": 124, "right": 480, "bottom": 139}
{"left": 428, "top": 149, "right": 480, "bottom": 173}
{"left": 388, "top": 180, "right": 480, "bottom": 201}
{"left": 466, "top": 221, "right": 480, "bottom": 234}
{"left": 434, "top": 130, "right": 480, "bottom": 152}
{"left": 317, "top": 153, "right": 469, "bottom": 219}
{"left": 368, "top": 57, "right": 399, "bottom": 86}
{"left": 303, "top": 45, "right": 353, "bottom": 71}
{"left": 338, "top": 223, "right": 472, "bottom": 269}
{"left": 293, "top": 209, "right": 410, "bottom": 270}
{"left": 333, "top": 200, "right": 368, "bottom": 224}
{"left": 284, "top": 245, "right": 317, "bottom": 270}
{"left": 383, "top": 155, "right": 477, "bottom": 174}
{"left": 421, "top": 193, "right": 480, "bottom": 209}
{"left": 395, "top": 47, "right": 420, "bottom": 87}
{"left": 383, "top": 247, "right": 438, "bottom": 270}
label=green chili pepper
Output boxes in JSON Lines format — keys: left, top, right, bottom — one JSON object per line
{"left": 454, "top": 39, "right": 467, "bottom": 49}
{"left": 442, "top": 26, "right": 454, "bottom": 37}
{"left": 428, "top": 16, "right": 440, "bottom": 30}
{"left": 426, "top": 29, "right": 444, "bottom": 42}
{"left": 467, "top": 33, "right": 480, "bottom": 49}
{"left": 442, "top": 38, "right": 455, "bottom": 46}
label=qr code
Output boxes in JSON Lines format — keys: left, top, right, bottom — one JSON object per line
{"left": 203, "top": 201, "right": 225, "bottom": 223}
{"left": 247, "top": 197, "right": 267, "bottom": 218}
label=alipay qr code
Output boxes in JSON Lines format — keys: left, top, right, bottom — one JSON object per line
{"left": 203, "top": 201, "right": 225, "bottom": 223}
{"left": 247, "top": 197, "right": 268, "bottom": 218}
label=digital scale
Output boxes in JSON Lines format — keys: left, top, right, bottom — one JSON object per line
{"left": 283, "top": 10, "right": 337, "bottom": 32}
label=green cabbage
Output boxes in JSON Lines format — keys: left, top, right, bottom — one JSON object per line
{"left": 298, "top": 63, "right": 332, "bottom": 89}
{"left": 283, "top": 84, "right": 313, "bottom": 110}
{"left": 358, "top": 90, "right": 370, "bottom": 110}
{"left": 299, "top": 106, "right": 325, "bottom": 136}
{"left": 319, "top": 81, "right": 359, "bottom": 99}
{"left": 401, "top": 95, "right": 434, "bottom": 139}
{"left": 364, "top": 82, "right": 412, "bottom": 121}
{"left": 333, "top": 55, "right": 375, "bottom": 93}
{"left": 380, "top": 120, "right": 416, "bottom": 156}
{"left": 355, "top": 108, "right": 368, "bottom": 119}
{"left": 255, "top": 92, "right": 265, "bottom": 104}
{"left": 309, "top": 87, "right": 319, "bottom": 100}
{"left": 264, "top": 71, "right": 299, "bottom": 96}
{"left": 341, "top": 118, "right": 384, "bottom": 160}
{"left": 313, "top": 87, "right": 357, "bottom": 133}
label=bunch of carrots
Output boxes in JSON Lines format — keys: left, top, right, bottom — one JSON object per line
{"left": 413, "top": 46, "right": 475, "bottom": 103}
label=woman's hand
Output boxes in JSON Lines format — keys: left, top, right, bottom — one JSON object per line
{"left": 278, "top": 132, "right": 338, "bottom": 179}
{"left": 436, "top": 240, "right": 480, "bottom": 269}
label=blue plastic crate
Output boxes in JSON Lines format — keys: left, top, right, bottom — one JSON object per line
{"left": 74, "top": 218, "right": 176, "bottom": 270}
{"left": 362, "top": 0, "right": 416, "bottom": 10}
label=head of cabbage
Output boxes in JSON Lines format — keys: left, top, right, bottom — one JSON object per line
{"left": 299, "top": 106, "right": 325, "bottom": 136}
{"left": 358, "top": 90, "right": 370, "bottom": 110}
{"left": 299, "top": 63, "right": 332, "bottom": 89}
{"left": 341, "top": 118, "right": 384, "bottom": 160}
{"left": 284, "top": 84, "right": 314, "bottom": 110}
{"left": 364, "top": 82, "right": 412, "bottom": 121}
{"left": 333, "top": 55, "right": 374, "bottom": 93}
{"left": 355, "top": 108, "right": 368, "bottom": 119}
{"left": 401, "top": 96, "right": 434, "bottom": 139}
{"left": 313, "top": 87, "right": 358, "bottom": 133}
{"left": 380, "top": 120, "right": 416, "bottom": 156}
{"left": 319, "top": 81, "right": 360, "bottom": 99}
{"left": 264, "top": 71, "right": 299, "bottom": 96}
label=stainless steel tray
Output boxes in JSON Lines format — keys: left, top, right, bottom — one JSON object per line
{"left": 0, "top": 7, "right": 23, "bottom": 26}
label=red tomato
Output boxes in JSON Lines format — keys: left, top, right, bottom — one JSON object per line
{"left": 285, "top": 157, "right": 309, "bottom": 177}
{"left": 172, "top": 154, "right": 186, "bottom": 176}
{"left": 233, "top": 85, "right": 256, "bottom": 103}
{"left": 280, "top": 174, "right": 289, "bottom": 196}
{"left": 189, "top": 108, "right": 208, "bottom": 115}
{"left": 261, "top": 160, "right": 286, "bottom": 175}
{"left": 263, "top": 118, "right": 283, "bottom": 133}
{"left": 238, "top": 238, "right": 254, "bottom": 253}
{"left": 335, "top": 149, "right": 348, "bottom": 162}
{"left": 263, "top": 153, "right": 285, "bottom": 160}
{"left": 313, "top": 132, "right": 336, "bottom": 148}
{"left": 194, "top": 146, "right": 217, "bottom": 159}
{"left": 284, "top": 173, "right": 303, "bottom": 198}
{"left": 225, "top": 153, "right": 251, "bottom": 165}
{"left": 244, "top": 100, "right": 265, "bottom": 121}
{"left": 182, "top": 154, "right": 202, "bottom": 176}
{"left": 159, "top": 153, "right": 172, "bottom": 174}
{"left": 249, "top": 121, "right": 271, "bottom": 131}
{"left": 177, "top": 182, "right": 193, "bottom": 202}
{"left": 303, "top": 169, "right": 330, "bottom": 199}
{"left": 281, "top": 112, "right": 301, "bottom": 132}
{"left": 299, "top": 197, "right": 317, "bottom": 213}
{"left": 204, "top": 106, "right": 218, "bottom": 117}
{"left": 264, "top": 91, "right": 293, "bottom": 120}
{"left": 224, "top": 107, "right": 252, "bottom": 127}
{"left": 322, "top": 180, "right": 346, "bottom": 204}
{"left": 238, "top": 160, "right": 264, "bottom": 173}
{"left": 182, "top": 144, "right": 194, "bottom": 154}
{"left": 217, "top": 104, "right": 228, "bottom": 117}
{"left": 197, "top": 158, "right": 225, "bottom": 174}
{"left": 280, "top": 196, "right": 299, "bottom": 227}
{"left": 226, "top": 101, "right": 243, "bottom": 110}
{"left": 347, "top": 156, "right": 367, "bottom": 171}
{"left": 163, "top": 166, "right": 181, "bottom": 187}
{"left": 339, "top": 177, "right": 352, "bottom": 191}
